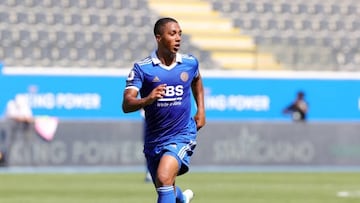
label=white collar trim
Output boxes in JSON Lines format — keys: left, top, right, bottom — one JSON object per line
{"left": 151, "top": 50, "right": 182, "bottom": 70}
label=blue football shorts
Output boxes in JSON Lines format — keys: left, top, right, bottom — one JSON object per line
{"left": 145, "top": 139, "right": 197, "bottom": 182}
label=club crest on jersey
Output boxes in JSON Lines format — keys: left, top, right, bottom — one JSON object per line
{"left": 180, "top": 72, "right": 189, "bottom": 82}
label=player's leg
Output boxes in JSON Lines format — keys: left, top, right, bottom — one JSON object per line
{"left": 146, "top": 140, "right": 196, "bottom": 203}
{"left": 156, "top": 154, "right": 179, "bottom": 203}
{"left": 160, "top": 150, "right": 194, "bottom": 203}
{"left": 175, "top": 186, "right": 195, "bottom": 203}
{"left": 168, "top": 141, "right": 196, "bottom": 203}
{"left": 145, "top": 169, "right": 152, "bottom": 182}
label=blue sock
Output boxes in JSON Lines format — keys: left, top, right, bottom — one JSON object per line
{"left": 175, "top": 186, "right": 185, "bottom": 203}
{"left": 157, "top": 186, "right": 175, "bottom": 203}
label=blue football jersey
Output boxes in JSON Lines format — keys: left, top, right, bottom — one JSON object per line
{"left": 125, "top": 51, "right": 199, "bottom": 148}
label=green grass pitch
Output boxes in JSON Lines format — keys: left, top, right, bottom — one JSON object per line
{"left": 0, "top": 172, "right": 359, "bottom": 203}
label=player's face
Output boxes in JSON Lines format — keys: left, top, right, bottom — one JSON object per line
{"left": 157, "top": 22, "right": 182, "bottom": 54}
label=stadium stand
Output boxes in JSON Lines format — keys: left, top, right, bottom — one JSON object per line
{"left": 148, "top": 0, "right": 281, "bottom": 70}
{"left": 0, "top": 0, "right": 358, "bottom": 71}
{"left": 0, "top": 0, "right": 217, "bottom": 69}
{"left": 206, "top": 0, "right": 360, "bottom": 71}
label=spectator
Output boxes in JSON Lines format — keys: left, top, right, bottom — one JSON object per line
{"left": 3, "top": 95, "right": 34, "bottom": 164}
{"left": 283, "top": 91, "right": 308, "bottom": 121}
{"left": 5, "top": 95, "right": 33, "bottom": 124}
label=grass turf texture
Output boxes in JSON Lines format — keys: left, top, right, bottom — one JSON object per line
{"left": 0, "top": 172, "right": 359, "bottom": 203}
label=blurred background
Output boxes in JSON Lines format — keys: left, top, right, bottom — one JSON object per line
{"left": 0, "top": 0, "right": 359, "bottom": 170}
{"left": 0, "top": 0, "right": 359, "bottom": 70}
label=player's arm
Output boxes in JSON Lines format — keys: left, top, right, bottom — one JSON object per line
{"left": 191, "top": 74, "right": 206, "bottom": 130}
{"left": 122, "top": 84, "right": 167, "bottom": 113}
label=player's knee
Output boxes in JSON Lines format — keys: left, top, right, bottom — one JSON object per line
{"left": 156, "top": 172, "right": 175, "bottom": 186}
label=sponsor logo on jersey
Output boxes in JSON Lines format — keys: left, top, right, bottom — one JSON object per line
{"left": 152, "top": 76, "right": 160, "bottom": 82}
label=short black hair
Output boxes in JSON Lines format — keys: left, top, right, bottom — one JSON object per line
{"left": 297, "top": 91, "right": 305, "bottom": 97}
{"left": 153, "top": 17, "right": 178, "bottom": 36}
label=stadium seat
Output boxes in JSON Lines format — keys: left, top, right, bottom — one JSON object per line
{"left": 0, "top": 0, "right": 358, "bottom": 70}
{"left": 206, "top": 0, "right": 360, "bottom": 70}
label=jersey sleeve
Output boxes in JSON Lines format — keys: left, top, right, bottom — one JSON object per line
{"left": 125, "top": 64, "right": 143, "bottom": 91}
{"left": 192, "top": 56, "right": 200, "bottom": 79}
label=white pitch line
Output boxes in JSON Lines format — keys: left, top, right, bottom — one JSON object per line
{"left": 337, "top": 191, "right": 360, "bottom": 198}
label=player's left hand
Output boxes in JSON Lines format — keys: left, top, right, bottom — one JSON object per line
{"left": 194, "top": 111, "right": 205, "bottom": 131}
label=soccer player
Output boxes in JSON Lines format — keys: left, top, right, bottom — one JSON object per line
{"left": 122, "top": 17, "right": 206, "bottom": 203}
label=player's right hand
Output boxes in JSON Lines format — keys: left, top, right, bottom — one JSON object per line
{"left": 147, "top": 84, "right": 167, "bottom": 103}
